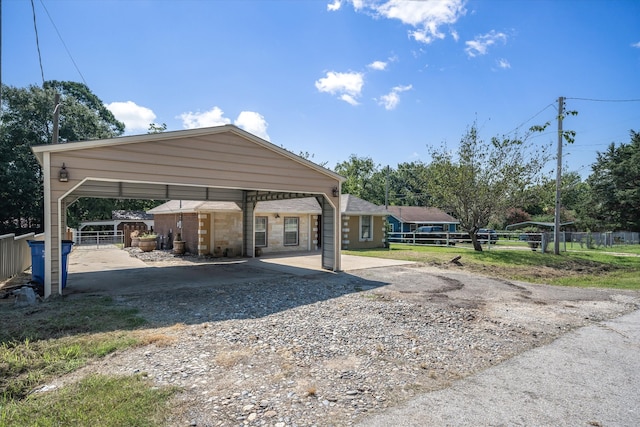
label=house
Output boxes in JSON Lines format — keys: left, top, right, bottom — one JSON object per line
{"left": 385, "top": 206, "right": 459, "bottom": 233}
{"left": 148, "top": 200, "right": 243, "bottom": 255}
{"left": 148, "top": 194, "right": 387, "bottom": 255}
{"left": 340, "top": 194, "right": 388, "bottom": 250}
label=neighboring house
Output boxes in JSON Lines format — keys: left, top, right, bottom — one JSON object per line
{"left": 385, "top": 206, "right": 459, "bottom": 233}
{"left": 148, "top": 194, "right": 387, "bottom": 255}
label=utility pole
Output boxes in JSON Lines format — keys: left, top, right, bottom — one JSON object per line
{"left": 52, "top": 93, "right": 61, "bottom": 144}
{"left": 554, "top": 96, "right": 564, "bottom": 255}
{"left": 385, "top": 165, "right": 389, "bottom": 208}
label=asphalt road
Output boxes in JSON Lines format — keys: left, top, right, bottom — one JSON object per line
{"left": 358, "top": 308, "right": 640, "bottom": 427}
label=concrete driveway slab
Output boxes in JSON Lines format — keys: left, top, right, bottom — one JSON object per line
{"left": 65, "top": 247, "right": 412, "bottom": 295}
{"left": 358, "top": 308, "right": 640, "bottom": 427}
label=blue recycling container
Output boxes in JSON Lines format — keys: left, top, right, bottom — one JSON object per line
{"left": 28, "top": 240, "right": 74, "bottom": 289}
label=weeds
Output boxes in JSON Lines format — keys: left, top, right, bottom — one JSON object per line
{"left": 0, "top": 294, "right": 176, "bottom": 426}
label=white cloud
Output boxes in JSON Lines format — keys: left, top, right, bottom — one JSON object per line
{"left": 327, "top": 0, "right": 342, "bottom": 11}
{"left": 451, "top": 29, "right": 460, "bottom": 42}
{"left": 234, "top": 111, "right": 270, "bottom": 141}
{"left": 378, "top": 84, "right": 412, "bottom": 110}
{"left": 368, "top": 60, "right": 388, "bottom": 70}
{"left": 340, "top": 94, "right": 359, "bottom": 106}
{"left": 105, "top": 101, "right": 156, "bottom": 133}
{"left": 179, "top": 107, "right": 270, "bottom": 140}
{"left": 315, "top": 71, "right": 364, "bottom": 105}
{"left": 632, "top": 41, "right": 640, "bottom": 48}
{"left": 179, "top": 106, "right": 231, "bottom": 129}
{"left": 465, "top": 30, "right": 507, "bottom": 57}
{"left": 497, "top": 58, "right": 511, "bottom": 69}
{"left": 344, "top": 0, "right": 466, "bottom": 44}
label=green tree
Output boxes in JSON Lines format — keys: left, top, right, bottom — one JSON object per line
{"left": 147, "top": 122, "right": 167, "bottom": 134}
{"left": 427, "top": 123, "right": 551, "bottom": 251}
{"left": 521, "top": 171, "right": 587, "bottom": 224}
{"left": 334, "top": 155, "right": 384, "bottom": 203}
{"left": 504, "top": 207, "right": 531, "bottom": 227}
{"left": 66, "top": 198, "right": 161, "bottom": 229}
{"left": 387, "top": 162, "right": 432, "bottom": 206}
{"left": 581, "top": 131, "right": 640, "bottom": 231}
{"left": 0, "top": 81, "right": 125, "bottom": 234}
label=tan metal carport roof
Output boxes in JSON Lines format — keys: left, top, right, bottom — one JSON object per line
{"left": 31, "top": 125, "right": 344, "bottom": 298}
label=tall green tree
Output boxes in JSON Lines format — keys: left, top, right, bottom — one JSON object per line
{"left": 581, "top": 130, "right": 640, "bottom": 231}
{"left": 0, "top": 81, "right": 125, "bottom": 234}
{"left": 334, "top": 155, "right": 384, "bottom": 203}
{"left": 426, "top": 123, "right": 551, "bottom": 251}
{"left": 388, "top": 161, "right": 432, "bottom": 206}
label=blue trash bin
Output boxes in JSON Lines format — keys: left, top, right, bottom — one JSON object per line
{"left": 28, "top": 240, "right": 74, "bottom": 289}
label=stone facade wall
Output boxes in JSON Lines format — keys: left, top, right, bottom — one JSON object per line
{"left": 211, "top": 212, "right": 243, "bottom": 257}
{"left": 197, "top": 213, "right": 210, "bottom": 256}
{"left": 257, "top": 214, "right": 313, "bottom": 254}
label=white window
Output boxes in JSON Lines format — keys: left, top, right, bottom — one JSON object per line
{"left": 360, "top": 215, "right": 372, "bottom": 241}
{"left": 284, "top": 217, "right": 299, "bottom": 246}
{"left": 255, "top": 216, "right": 267, "bottom": 247}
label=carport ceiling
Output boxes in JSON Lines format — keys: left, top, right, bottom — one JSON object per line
{"left": 72, "top": 180, "right": 316, "bottom": 203}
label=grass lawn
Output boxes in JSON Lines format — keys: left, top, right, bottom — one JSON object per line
{"left": 0, "top": 292, "right": 178, "bottom": 426}
{"left": 344, "top": 244, "right": 640, "bottom": 290}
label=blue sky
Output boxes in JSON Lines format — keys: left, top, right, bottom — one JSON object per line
{"left": 4, "top": 0, "right": 640, "bottom": 178}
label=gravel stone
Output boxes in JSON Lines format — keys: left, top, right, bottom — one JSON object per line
{"left": 47, "top": 249, "right": 639, "bottom": 426}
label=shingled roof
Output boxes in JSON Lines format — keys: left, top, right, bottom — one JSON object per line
{"left": 147, "top": 200, "right": 241, "bottom": 214}
{"left": 340, "top": 194, "right": 388, "bottom": 215}
{"left": 112, "top": 210, "right": 154, "bottom": 220}
{"left": 254, "top": 197, "right": 322, "bottom": 214}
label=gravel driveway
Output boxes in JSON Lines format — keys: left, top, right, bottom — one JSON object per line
{"left": 51, "top": 248, "right": 639, "bottom": 426}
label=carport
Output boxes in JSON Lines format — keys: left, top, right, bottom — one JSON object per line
{"left": 31, "top": 125, "right": 344, "bottom": 298}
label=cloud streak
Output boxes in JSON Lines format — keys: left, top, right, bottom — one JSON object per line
{"left": 465, "top": 30, "right": 508, "bottom": 57}
{"left": 378, "top": 84, "right": 412, "bottom": 110}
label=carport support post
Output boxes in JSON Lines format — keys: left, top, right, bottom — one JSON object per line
{"left": 242, "top": 192, "right": 256, "bottom": 257}
{"left": 42, "top": 153, "right": 64, "bottom": 298}
{"left": 43, "top": 153, "right": 53, "bottom": 298}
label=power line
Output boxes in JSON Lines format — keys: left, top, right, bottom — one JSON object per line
{"left": 566, "top": 97, "right": 640, "bottom": 103}
{"left": 39, "top": 0, "right": 88, "bottom": 86}
{"left": 30, "top": 0, "right": 45, "bottom": 85}
{"left": 503, "top": 103, "right": 556, "bottom": 137}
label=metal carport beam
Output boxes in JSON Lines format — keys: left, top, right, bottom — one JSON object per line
{"left": 245, "top": 191, "right": 317, "bottom": 202}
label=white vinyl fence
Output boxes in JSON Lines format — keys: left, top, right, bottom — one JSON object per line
{"left": 74, "top": 229, "right": 124, "bottom": 248}
{"left": 0, "top": 232, "right": 44, "bottom": 283}
{"left": 387, "top": 230, "right": 639, "bottom": 252}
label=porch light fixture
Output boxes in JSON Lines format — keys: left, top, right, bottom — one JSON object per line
{"left": 58, "top": 163, "right": 69, "bottom": 182}
{"left": 332, "top": 186, "right": 339, "bottom": 197}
